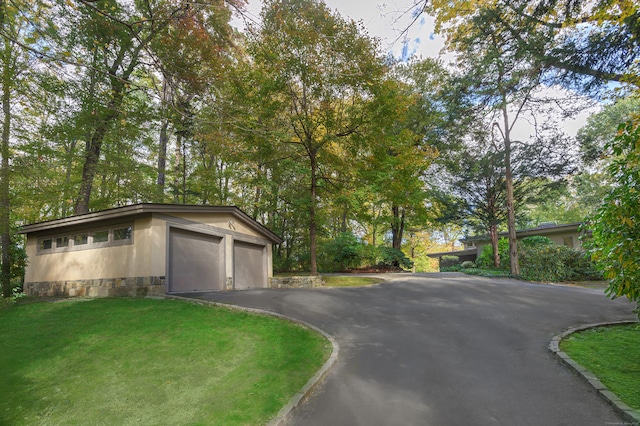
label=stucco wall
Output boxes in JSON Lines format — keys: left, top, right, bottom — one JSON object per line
{"left": 24, "top": 217, "right": 160, "bottom": 283}
{"left": 170, "top": 212, "right": 264, "bottom": 239}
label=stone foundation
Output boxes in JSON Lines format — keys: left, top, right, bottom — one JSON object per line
{"left": 270, "top": 275, "right": 324, "bottom": 289}
{"left": 24, "top": 276, "right": 166, "bottom": 298}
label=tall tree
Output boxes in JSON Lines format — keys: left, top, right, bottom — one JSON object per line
{"left": 419, "top": 0, "right": 639, "bottom": 91}
{"left": 437, "top": 6, "right": 583, "bottom": 275}
{"left": 0, "top": 0, "right": 37, "bottom": 296}
{"left": 249, "top": 0, "right": 385, "bottom": 275}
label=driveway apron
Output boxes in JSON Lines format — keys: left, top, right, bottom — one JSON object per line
{"left": 180, "top": 273, "right": 636, "bottom": 426}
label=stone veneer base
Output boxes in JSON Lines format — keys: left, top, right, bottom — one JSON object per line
{"left": 24, "top": 276, "right": 166, "bottom": 298}
{"left": 270, "top": 276, "right": 324, "bottom": 289}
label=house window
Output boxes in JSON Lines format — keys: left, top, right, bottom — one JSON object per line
{"left": 563, "top": 236, "right": 574, "bottom": 248}
{"left": 37, "top": 224, "right": 133, "bottom": 254}
{"left": 55, "top": 236, "right": 69, "bottom": 248}
{"left": 93, "top": 230, "right": 109, "bottom": 243}
{"left": 113, "top": 226, "right": 132, "bottom": 241}
{"left": 39, "top": 239, "right": 53, "bottom": 251}
{"left": 74, "top": 234, "right": 88, "bottom": 246}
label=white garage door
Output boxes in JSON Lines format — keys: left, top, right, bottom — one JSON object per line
{"left": 234, "top": 241, "right": 266, "bottom": 290}
{"left": 168, "top": 229, "right": 223, "bottom": 292}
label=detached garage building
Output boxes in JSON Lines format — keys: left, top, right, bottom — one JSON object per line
{"left": 21, "top": 204, "right": 283, "bottom": 297}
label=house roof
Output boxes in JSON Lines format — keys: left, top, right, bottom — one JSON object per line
{"left": 20, "top": 203, "right": 283, "bottom": 244}
{"left": 426, "top": 248, "right": 478, "bottom": 259}
{"left": 460, "top": 222, "right": 584, "bottom": 244}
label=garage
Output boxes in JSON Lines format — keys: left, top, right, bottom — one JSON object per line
{"left": 168, "top": 228, "right": 224, "bottom": 293}
{"left": 20, "top": 204, "right": 283, "bottom": 298}
{"left": 234, "top": 241, "right": 267, "bottom": 290}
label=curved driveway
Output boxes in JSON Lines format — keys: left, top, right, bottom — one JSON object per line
{"left": 182, "top": 273, "right": 636, "bottom": 426}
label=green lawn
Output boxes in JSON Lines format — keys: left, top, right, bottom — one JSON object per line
{"left": 321, "top": 276, "right": 384, "bottom": 287}
{"left": 561, "top": 323, "right": 640, "bottom": 410}
{"left": 0, "top": 298, "right": 330, "bottom": 425}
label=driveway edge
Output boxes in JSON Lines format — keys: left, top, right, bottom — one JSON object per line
{"left": 162, "top": 294, "right": 339, "bottom": 426}
{"left": 549, "top": 320, "right": 640, "bottom": 425}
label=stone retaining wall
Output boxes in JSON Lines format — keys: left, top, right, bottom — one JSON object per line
{"left": 270, "top": 276, "right": 324, "bottom": 289}
{"left": 24, "top": 276, "right": 166, "bottom": 298}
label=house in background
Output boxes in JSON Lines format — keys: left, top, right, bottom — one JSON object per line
{"left": 427, "top": 222, "right": 585, "bottom": 268}
{"left": 20, "top": 204, "right": 283, "bottom": 297}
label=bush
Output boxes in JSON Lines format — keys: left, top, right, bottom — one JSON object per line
{"left": 377, "top": 247, "right": 413, "bottom": 270}
{"left": 519, "top": 244, "right": 571, "bottom": 282}
{"left": 440, "top": 255, "right": 460, "bottom": 271}
{"left": 520, "top": 235, "right": 554, "bottom": 248}
{"left": 518, "top": 243, "right": 601, "bottom": 282}
{"left": 586, "top": 120, "right": 640, "bottom": 314}
{"left": 461, "top": 260, "right": 475, "bottom": 269}
{"left": 476, "top": 238, "right": 510, "bottom": 269}
{"left": 324, "top": 232, "right": 363, "bottom": 270}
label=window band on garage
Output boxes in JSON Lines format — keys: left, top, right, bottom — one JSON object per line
{"left": 37, "top": 224, "right": 134, "bottom": 254}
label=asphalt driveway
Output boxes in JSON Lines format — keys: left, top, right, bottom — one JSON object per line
{"left": 179, "top": 273, "right": 637, "bottom": 426}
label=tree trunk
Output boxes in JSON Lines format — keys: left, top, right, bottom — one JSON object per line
{"left": 74, "top": 118, "right": 113, "bottom": 214}
{"left": 309, "top": 151, "right": 318, "bottom": 275}
{"left": 74, "top": 39, "right": 146, "bottom": 214}
{"left": 173, "top": 133, "right": 182, "bottom": 203}
{"left": 391, "top": 205, "right": 405, "bottom": 251}
{"left": 489, "top": 223, "right": 500, "bottom": 268}
{"left": 502, "top": 103, "right": 519, "bottom": 276}
{"left": 156, "top": 77, "right": 170, "bottom": 202}
{"left": 1, "top": 36, "right": 12, "bottom": 297}
{"left": 156, "top": 119, "right": 169, "bottom": 202}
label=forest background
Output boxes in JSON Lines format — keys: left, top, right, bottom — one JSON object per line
{"left": 0, "top": 0, "right": 638, "bottom": 292}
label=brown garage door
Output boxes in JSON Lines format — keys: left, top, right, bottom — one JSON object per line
{"left": 234, "top": 241, "right": 266, "bottom": 290}
{"left": 168, "top": 229, "right": 222, "bottom": 292}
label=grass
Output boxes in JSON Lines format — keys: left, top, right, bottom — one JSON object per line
{"left": 321, "top": 276, "right": 384, "bottom": 287}
{"left": 561, "top": 323, "right": 640, "bottom": 410}
{"left": 0, "top": 298, "right": 331, "bottom": 426}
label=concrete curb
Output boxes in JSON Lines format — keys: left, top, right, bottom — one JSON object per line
{"left": 162, "top": 295, "right": 339, "bottom": 426}
{"left": 549, "top": 320, "right": 640, "bottom": 425}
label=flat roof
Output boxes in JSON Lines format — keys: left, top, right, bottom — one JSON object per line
{"left": 20, "top": 203, "right": 283, "bottom": 244}
{"left": 461, "top": 222, "right": 583, "bottom": 243}
{"left": 426, "top": 248, "right": 478, "bottom": 259}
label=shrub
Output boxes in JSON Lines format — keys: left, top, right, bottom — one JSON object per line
{"left": 324, "top": 232, "right": 363, "bottom": 270}
{"left": 440, "top": 255, "right": 460, "bottom": 271}
{"left": 461, "top": 260, "right": 475, "bottom": 269}
{"left": 520, "top": 235, "right": 554, "bottom": 248}
{"left": 519, "top": 244, "right": 572, "bottom": 282}
{"left": 586, "top": 120, "right": 640, "bottom": 316}
{"left": 476, "top": 238, "right": 510, "bottom": 269}
{"left": 377, "top": 247, "right": 413, "bottom": 270}
{"left": 518, "top": 243, "right": 601, "bottom": 282}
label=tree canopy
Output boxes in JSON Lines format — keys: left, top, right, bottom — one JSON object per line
{"left": 0, "top": 0, "right": 637, "bottom": 293}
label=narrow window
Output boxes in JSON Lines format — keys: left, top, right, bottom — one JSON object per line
{"left": 39, "top": 239, "right": 53, "bottom": 250}
{"left": 55, "top": 236, "right": 69, "bottom": 248}
{"left": 93, "top": 230, "right": 109, "bottom": 243}
{"left": 74, "top": 234, "right": 88, "bottom": 246}
{"left": 563, "top": 236, "right": 574, "bottom": 248}
{"left": 113, "top": 226, "right": 132, "bottom": 241}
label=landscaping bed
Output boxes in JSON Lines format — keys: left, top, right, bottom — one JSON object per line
{"left": 0, "top": 298, "right": 330, "bottom": 425}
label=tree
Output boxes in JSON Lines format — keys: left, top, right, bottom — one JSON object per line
{"left": 0, "top": 0, "right": 37, "bottom": 296}
{"left": 249, "top": 0, "right": 385, "bottom": 275}
{"left": 586, "top": 119, "right": 640, "bottom": 318}
{"left": 418, "top": 0, "right": 639, "bottom": 91}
